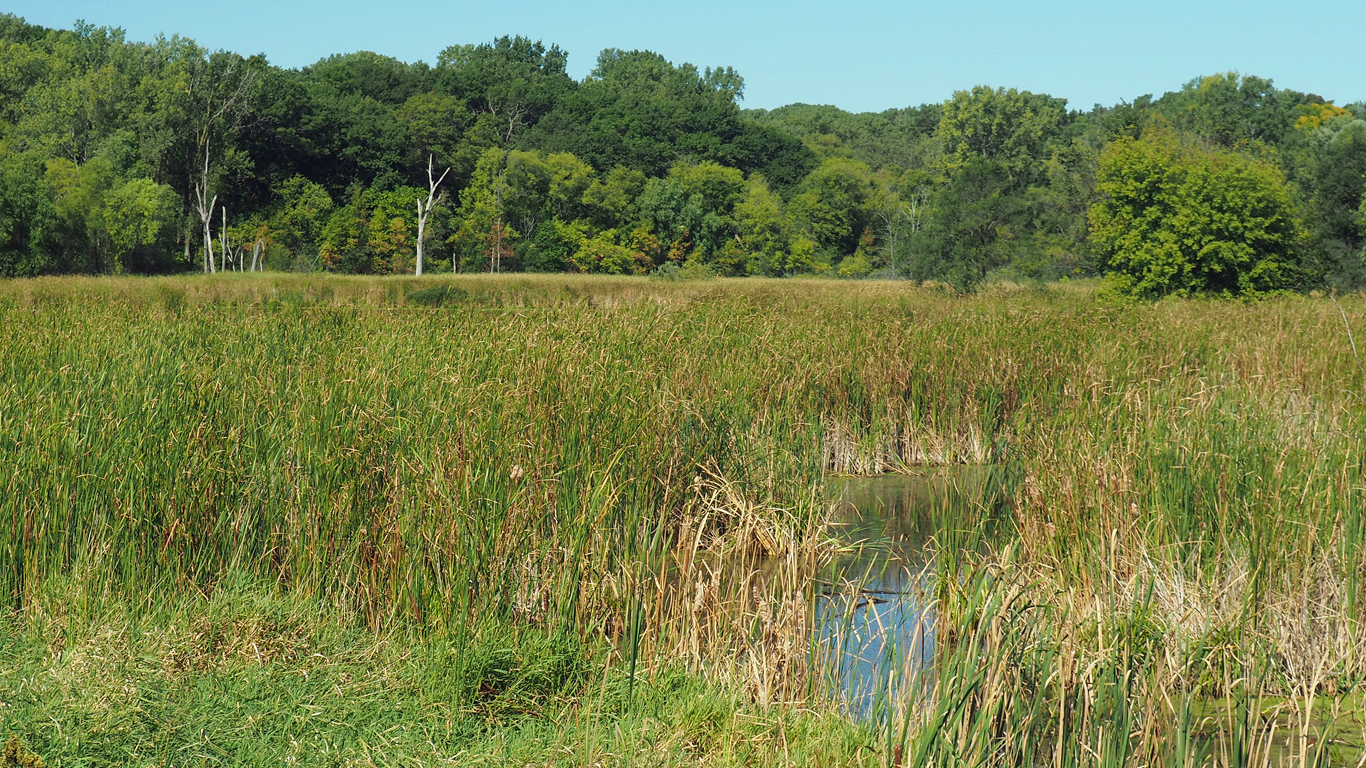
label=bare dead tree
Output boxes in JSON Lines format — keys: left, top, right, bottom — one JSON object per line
{"left": 415, "top": 155, "right": 451, "bottom": 276}
{"left": 188, "top": 55, "right": 257, "bottom": 273}
{"left": 492, "top": 174, "right": 505, "bottom": 274}
{"left": 479, "top": 100, "right": 532, "bottom": 144}
{"left": 500, "top": 104, "right": 530, "bottom": 144}
{"left": 250, "top": 238, "right": 263, "bottom": 272}
{"left": 220, "top": 206, "right": 232, "bottom": 272}
{"left": 194, "top": 149, "right": 218, "bottom": 273}
{"left": 876, "top": 186, "right": 931, "bottom": 279}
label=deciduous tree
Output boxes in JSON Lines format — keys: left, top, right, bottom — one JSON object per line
{"left": 1089, "top": 127, "right": 1302, "bottom": 297}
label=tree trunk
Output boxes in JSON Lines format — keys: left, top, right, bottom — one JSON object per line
{"left": 415, "top": 154, "right": 450, "bottom": 276}
{"left": 195, "top": 144, "right": 217, "bottom": 274}
{"left": 220, "top": 206, "right": 230, "bottom": 272}
{"left": 202, "top": 196, "right": 217, "bottom": 273}
{"left": 415, "top": 199, "right": 425, "bottom": 276}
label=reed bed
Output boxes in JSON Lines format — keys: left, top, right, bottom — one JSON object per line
{"left": 1, "top": 273, "right": 1364, "bottom": 766}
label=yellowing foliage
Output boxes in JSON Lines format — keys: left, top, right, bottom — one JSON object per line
{"left": 1294, "top": 101, "right": 1351, "bottom": 131}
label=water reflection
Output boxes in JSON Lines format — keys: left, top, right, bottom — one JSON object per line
{"left": 817, "top": 467, "right": 1004, "bottom": 718}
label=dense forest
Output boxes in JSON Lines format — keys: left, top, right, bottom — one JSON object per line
{"left": 0, "top": 15, "right": 1362, "bottom": 293}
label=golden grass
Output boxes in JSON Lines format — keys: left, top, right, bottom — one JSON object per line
{"left": 2, "top": 273, "right": 1366, "bottom": 765}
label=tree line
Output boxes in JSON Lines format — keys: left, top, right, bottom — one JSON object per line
{"left": 0, "top": 15, "right": 1362, "bottom": 295}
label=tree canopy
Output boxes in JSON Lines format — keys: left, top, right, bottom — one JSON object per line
{"left": 1090, "top": 127, "right": 1302, "bottom": 297}
{"left": 0, "top": 13, "right": 1360, "bottom": 293}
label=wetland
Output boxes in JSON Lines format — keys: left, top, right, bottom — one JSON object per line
{"left": 1, "top": 274, "right": 1365, "bottom": 767}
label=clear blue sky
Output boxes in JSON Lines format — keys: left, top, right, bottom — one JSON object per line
{"left": 10, "top": 0, "right": 1363, "bottom": 113}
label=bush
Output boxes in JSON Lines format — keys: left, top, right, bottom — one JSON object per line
{"left": 1089, "top": 127, "right": 1302, "bottom": 297}
{"left": 570, "top": 231, "right": 652, "bottom": 275}
{"left": 406, "top": 285, "right": 469, "bottom": 307}
{"left": 649, "top": 261, "right": 719, "bottom": 282}
{"left": 835, "top": 251, "right": 873, "bottom": 278}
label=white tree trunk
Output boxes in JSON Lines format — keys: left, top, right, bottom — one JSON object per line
{"left": 251, "top": 239, "right": 262, "bottom": 272}
{"left": 415, "top": 154, "right": 450, "bottom": 276}
{"left": 220, "top": 206, "right": 230, "bottom": 272}
{"left": 202, "top": 195, "right": 217, "bottom": 274}
{"left": 415, "top": 199, "right": 425, "bottom": 276}
{"left": 186, "top": 59, "right": 257, "bottom": 274}
{"left": 195, "top": 144, "right": 217, "bottom": 274}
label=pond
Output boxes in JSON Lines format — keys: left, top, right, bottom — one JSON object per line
{"left": 817, "top": 469, "right": 1366, "bottom": 764}
{"left": 816, "top": 466, "right": 1008, "bottom": 718}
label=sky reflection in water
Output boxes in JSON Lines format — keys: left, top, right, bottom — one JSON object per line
{"left": 817, "top": 468, "right": 1002, "bottom": 718}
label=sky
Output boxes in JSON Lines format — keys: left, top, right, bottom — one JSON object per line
{"left": 8, "top": 0, "right": 1364, "bottom": 113}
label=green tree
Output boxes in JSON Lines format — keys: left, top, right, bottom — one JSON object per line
{"left": 732, "top": 174, "right": 791, "bottom": 275}
{"left": 0, "top": 35, "right": 51, "bottom": 125}
{"left": 492, "top": 150, "right": 595, "bottom": 240}
{"left": 784, "top": 157, "right": 878, "bottom": 257}
{"left": 1156, "top": 72, "right": 1302, "bottom": 148}
{"left": 1298, "top": 117, "right": 1366, "bottom": 287}
{"left": 1089, "top": 127, "right": 1303, "bottom": 297}
{"left": 436, "top": 36, "right": 572, "bottom": 144}
{"left": 8, "top": 22, "right": 135, "bottom": 164}
{"left": 452, "top": 148, "right": 517, "bottom": 272}
{"left": 302, "top": 82, "right": 407, "bottom": 194}
{"left": 936, "top": 85, "right": 1069, "bottom": 180}
{"left": 543, "top": 151, "right": 595, "bottom": 221}
{"left": 903, "top": 157, "right": 1019, "bottom": 291}
{"left": 232, "top": 64, "right": 316, "bottom": 212}
{"left": 0, "top": 150, "right": 58, "bottom": 276}
{"left": 637, "top": 161, "right": 745, "bottom": 268}
{"left": 45, "top": 155, "right": 116, "bottom": 272}
{"left": 527, "top": 48, "right": 812, "bottom": 184}
{"left": 102, "top": 177, "right": 178, "bottom": 272}
{"left": 519, "top": 218, "right": 583, "bottom": 272}
{"left": 268, "top": 175, "right": 334, "bottom": 261}
{"left": 582, "top": 166, "right": 646, "bottom": 229}
{"left": 395, "top": 92, "right": 469, "bottom": 173}
{"left": 304, "top": 51, "right": 428, "bottom": 106}
{"left": 318, "top": 185, "right": 420, "bottom": 273}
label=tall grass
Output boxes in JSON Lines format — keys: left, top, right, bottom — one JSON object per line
{"left": 0, "top": 274, "right": 1038, "bottom": 631}
{"left": 1, "top": 273, "right": 1364, "bottom": 765}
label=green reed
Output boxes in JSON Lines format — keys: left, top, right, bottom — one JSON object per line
{"left": 2, "top": 274, "right": 1365, "bottom": 766}
{"left": 0, "top": 275, "right": 1042, "bottom": 627}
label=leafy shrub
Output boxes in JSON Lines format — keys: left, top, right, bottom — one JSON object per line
{"left": 570, "top": 231, "right": 652, "bottom": 275}
{"left": 650, "top": 261, "right": 719, "bottom": 282}
{"left": 406, "top": 285, "right": 469, "bottom": 307}
{"left": 1089, "top": 127, "right": 1302, "bottom": 297}
{"left": 835, "top": 251, "right": 873, "bottom": 277}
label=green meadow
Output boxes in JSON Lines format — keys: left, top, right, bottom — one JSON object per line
{"left": 2, "top": 274, "right": 1365, "bottom": 767}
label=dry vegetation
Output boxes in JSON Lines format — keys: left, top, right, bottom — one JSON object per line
{"left": 1, "top": 273, "right": 1364, "bottom": 766}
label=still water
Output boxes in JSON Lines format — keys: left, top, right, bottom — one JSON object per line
{"left": 816, "top": 466, "right": 1007, "bottom": 718}
{"left": 818, "top": 471, "right": 1365, "bottom": 765}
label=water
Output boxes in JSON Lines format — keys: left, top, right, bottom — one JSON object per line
{"left": 814, "top": 470, "right": 1366, "bottom": 763}
{"left": 816, "top": 466, "right": 1006, "bottom": 718}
